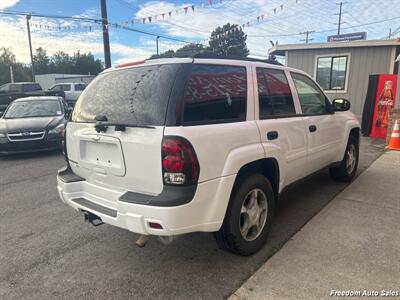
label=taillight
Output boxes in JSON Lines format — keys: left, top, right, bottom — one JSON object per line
{"left": 162, "top": 136, "right": 200, "bottom": 185}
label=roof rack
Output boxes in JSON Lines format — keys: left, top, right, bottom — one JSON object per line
{"left": 148, "top": 51, "right": 282, "bottom": 65}
{"left": 191, "top": 53, "right": 282, "bottom": 65}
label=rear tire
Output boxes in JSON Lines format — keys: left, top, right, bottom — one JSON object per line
{"left": 329, "top": 135, "right": 359, "bottom": 182}
{"left": 214, "top": 174, "right": 275, "bottom": 256}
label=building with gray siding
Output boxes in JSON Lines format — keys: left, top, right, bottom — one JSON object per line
{"left": 269, "top": 39, "right": 400, "bottom": 119}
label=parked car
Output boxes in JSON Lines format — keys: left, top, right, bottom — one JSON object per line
{"left": 46, "top": 83, "right": 86, "bottom": 107}
{"left": 57, "top": 55, "right": 360, "bottom": 256}
{"left": 0, "top": 82, "right": 44, "bottom": 112}
{"left": 0, "top": 96, "right": 68, "bottom": 155}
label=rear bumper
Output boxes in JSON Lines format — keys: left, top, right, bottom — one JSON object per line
{"left": 57, "top": 168, "right": 236, "bottom": 236}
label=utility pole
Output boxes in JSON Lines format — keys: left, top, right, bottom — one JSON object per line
{"left": 100, "top": 0, "right": 111, "bottom": 68}
{"left": 10, "top": 65, "right": 14, "bottom": 83}
{"left": 335, "top": 2, "right": 346, "bottom": 35}
{"left": 300, "top": 30, "right": 315, "bottom": 44}
{"left": 26, "top": 14, "right": 35, "bottom": 82}
{"left": 156, "top": 36, "right": 160, "bottom": 55}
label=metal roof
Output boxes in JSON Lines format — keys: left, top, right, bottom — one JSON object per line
{"left": 269, "top": 39, "right": 400, "bottom": 56}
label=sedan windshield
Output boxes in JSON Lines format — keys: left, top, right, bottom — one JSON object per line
{"left": 4, "top": 100, "right": 63, "bottom": 119}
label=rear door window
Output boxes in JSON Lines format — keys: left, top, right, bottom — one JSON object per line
{"left": 256, "top": 68, "right": 296, "bottom": 118}
{"left": 72, "top": 64, "right": 180, "bottom": 126}
{"left": 23, "top": 84, "right": 42, "bottom": 92}
{"left": 182, "top": 64, "right": 247, "bottom": 125}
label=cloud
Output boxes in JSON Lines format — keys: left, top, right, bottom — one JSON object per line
{"left": 0, "top": 0, "right": 19, "bottom": 9}
{"left": 135, "top": 0, "right": 400, "bottom": 56}
{"left": 0, "top": 16, "right": 156, "bottom": 65}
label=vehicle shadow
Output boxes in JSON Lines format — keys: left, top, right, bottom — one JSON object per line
{"left": 0, "top": 149, "right": 61, "bottom": 162}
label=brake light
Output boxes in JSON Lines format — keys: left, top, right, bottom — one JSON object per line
{"left": 162, "top": 136, "right": 200, "bottom": 185}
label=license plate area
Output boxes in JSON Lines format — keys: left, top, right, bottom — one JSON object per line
{"left": 79, "top": 135, "right": 125, "bottom": 177}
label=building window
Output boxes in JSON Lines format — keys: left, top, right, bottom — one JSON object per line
{"left": 316, "top": 56, "right": 348, "bottom": 91}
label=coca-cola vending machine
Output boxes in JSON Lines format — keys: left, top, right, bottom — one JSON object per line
{"left": 361, "top": 74, "right": 397, "bottom": 138}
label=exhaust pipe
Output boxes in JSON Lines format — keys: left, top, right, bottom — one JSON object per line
{"left": 135, "top": 235, "right": 150, "bottom": 247}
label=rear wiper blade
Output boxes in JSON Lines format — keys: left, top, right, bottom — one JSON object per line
{"left": 94, "top": 121, "right": 155, "bottom": 133}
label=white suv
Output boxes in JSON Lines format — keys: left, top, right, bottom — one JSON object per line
{"left": 57, "top": 55, "right": 360, "bottom": 255}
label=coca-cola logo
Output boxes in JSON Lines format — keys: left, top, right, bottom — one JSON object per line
{"left": 379, "top": 99, "right": 393, "bottom": 106}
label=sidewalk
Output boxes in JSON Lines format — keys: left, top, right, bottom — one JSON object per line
{"left": 231, "top": 151, "right": 400, "bottom": 300}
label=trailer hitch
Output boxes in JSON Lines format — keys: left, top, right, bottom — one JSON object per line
{"left": 83, "top": 211, "right": 104, "bottom": 226}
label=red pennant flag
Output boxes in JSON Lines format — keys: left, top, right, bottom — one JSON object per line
{"left": 184, "top": 6, "right": 188, "bottom": 14}
{"left": 280, "top": 4, "right": 284, "bottom": 11}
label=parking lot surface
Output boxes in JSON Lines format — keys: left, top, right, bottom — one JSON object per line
{"left": 0, "top": 137, "right": 384, "bottom": 300}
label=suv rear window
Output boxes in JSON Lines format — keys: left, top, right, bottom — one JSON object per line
{"left": 182, "top": 65, "right": 247, "bottom": 125}
{"left": 72, "top": 64, "right": 180, "bottom": 126}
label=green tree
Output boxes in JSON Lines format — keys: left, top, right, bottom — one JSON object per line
{"left": 72, "top": 51, "right": 103, "bottom": 75}
{"left": 209, "top": 23, "right": 249, "bottom": 57}
{"left": 33, "top": 47, "right": 51, "bottom": 74}
{"left": 0, "top": 47, "right": 16, "bottom": 64}
{"left": 150, "top": 49, "right": 176, "bottom": 59}
{"left": 176, "top": 43, "right": 207, "bottom": 56}
{"left": 0, "top": 48, "right": 31, "bottom": 85}
{"left": 52, "top": 51, "right": 73, "bottom": 74}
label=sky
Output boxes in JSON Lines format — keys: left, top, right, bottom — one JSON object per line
{"left": 0, "top": 0, "right": 400, "bottom": 65}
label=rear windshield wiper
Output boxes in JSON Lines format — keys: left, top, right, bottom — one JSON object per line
{"left": 94, "top": 121, "right": 155, "bottom": 133}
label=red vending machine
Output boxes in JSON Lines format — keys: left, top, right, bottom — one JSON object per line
{"left": 361, "top": 74, "right": 397, "bottom": 139}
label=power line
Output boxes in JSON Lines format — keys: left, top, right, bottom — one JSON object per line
{"left": 247, "top": 15, "right": 400, "bottom": 38}
{"left": 0, "top": 9, "right": 197, "bottom": 45}
{"left": 299, "top": 30, "right": 315, "bottom": 43}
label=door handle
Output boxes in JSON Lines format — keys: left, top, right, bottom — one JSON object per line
{"left": 309, "top": 125, "right": 317, "bottom": 132}
{"left": 267, "top": 131, "right": 279, "bottom": 140}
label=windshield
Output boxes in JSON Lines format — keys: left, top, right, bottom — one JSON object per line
{"left": 72, "top": 64, "right": 180, "bottom": 126}
{"left": 4, "top": 100, "right": 63, "bottom": 119}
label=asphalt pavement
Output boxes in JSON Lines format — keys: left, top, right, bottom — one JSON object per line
{"left": 0, "top": 137, "right": 384, "bottom": 300}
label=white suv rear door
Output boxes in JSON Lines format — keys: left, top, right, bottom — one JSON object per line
{"left": 253, "top": 65, "right": 308, "bottom": 187}
{"left": 290, "top": 72, "right": 342, "bottom": 174}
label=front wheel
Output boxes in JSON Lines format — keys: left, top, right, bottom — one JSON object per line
{"left": 214, "top": 174, "right": 275, "bottom": 256}
{"left": 330, "top": 135, "right": 359, "bottom": 182}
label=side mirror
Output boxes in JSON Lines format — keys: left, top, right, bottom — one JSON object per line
{"left": 332, "top": 98, "right": 351, "bottom": 112}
